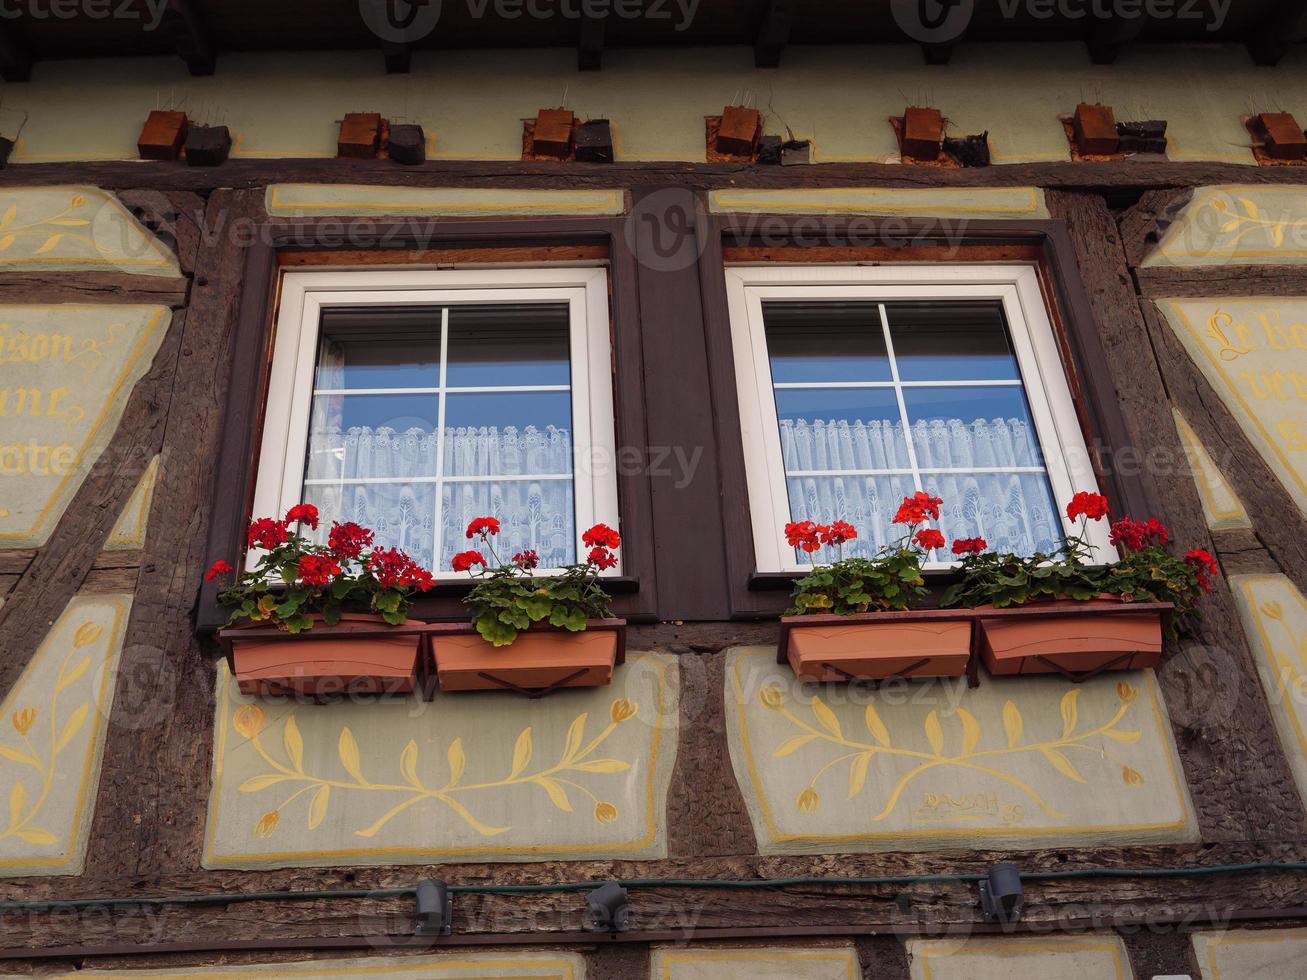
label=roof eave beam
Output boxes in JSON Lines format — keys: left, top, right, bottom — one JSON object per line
{"left": 1249, "top": 0, "right": 1307, "bottom": 65}
{"left": 161, "top": 0, "right": 215, "bottom": 76}
{"left": 579, "top": 13, "right": 605, "bottom": 71}
{"left": 1086, "top": 12, "right": 1147, "bottom": 63}
{"left": 755, "top": 0, "right": 791, "bottom": 68}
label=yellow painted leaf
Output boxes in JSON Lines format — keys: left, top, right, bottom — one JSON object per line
{"left": 48, "top": 219, "right": 90, "bottom": 227}
{"left": 1039, "top": 747, "right": 1087, "bottom": 783}
{"left": 562, "top": 713, "right": 588, "bottom": 763}
{"left": 0, "top": 745, "right": 39, "bottom": 768}
{"left": 16, "top": 827, "right": 55, "bottom": 846}
{"left": 0, "top": 205, "right": 15, "bottom": 228}
{"left": 440, "top": 795, "right": 511, "bottom": 837}
{"left": 8, "top": 781, "right": 24, "bottom": 826}
{"left": 307, "top": 785, "right": 330, "bottom": 830}
{"left": 1003, "top": 700, "right": 1023, "bottom": 748}
{"left": 400, "top": 740, "right": 420, "bottom": 787}
{"left": 57, "top": 656, "right": 91, "bottom": 693}
{"left": 509, "top": 727, "right": 533, "bottom": 778}
{"left": 773, "top": 734, "right": 817, "bottom": 758}
{"left": 864, "top": 704, "right": 891, "bottom": 748}
{"left": 924, "top": 710, "right": 944, "bottom": 756}
{"left": 447, "top": 737, "right": 466, "bottom": 787}
{"left": 536, "top": 777, "right": 573, "bottom": 812}
{"left": 1103, "top": 728, "right": 1143, "bottom": 744}
{"left": 1220, "top": 219, "right": 1241, "bottom": 233}
{"left": 811, "top": 696, "right": 842, "bottom": 739}
{"left": 238, "top": 774, "right": 289, "bottom": 793}
{"left": 1272, "top": 224, "right": 1286, "bottom": 247}
{"left": 283, "top": 716, "right": 304, "bottom": 772}
{"left": 958, "top": 708, "right": 980, "bottom": 756}
{"left": 338, "top": 727, "right": 365, "bottom": 783}
{"left": 572, "top": 758, "right": 631, "bottom": 773}
{"left": 1060, "top": 689, "right": 1080, "bottom": 739}
{"left": 847, "top": 752, "right": 872, "bottom": 800}
{"left": 33, "top": 234, "right": 63, "bottom": 255}
{"left": 1238, "top": 197, "right": 1261, "bottom": 220}
{"left": 55, "top": 703, "right": 89, "bottom": 753}
{"left": 0, "top": 234, "right": 14, "bottom": 250}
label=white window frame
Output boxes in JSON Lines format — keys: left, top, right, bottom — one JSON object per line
{"left": 252, "top": 267, "right": 620, "bottom": 577}
{"left": 724, "top": 263, "right": 1116, "bottom": 573}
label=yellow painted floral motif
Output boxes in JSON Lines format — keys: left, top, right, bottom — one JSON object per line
{"left": 1208, "top": 196, "right": 1307, "bottom": 249}
{"left": 236, "top": 698, "right": 638, "bottom": 839}
{"left": 763, "top": 685, "right": 1143, "bottom": 821}
{"left": 0, "top": 621, "right": 104, "bottom": 846}
{"left": 0, "top": 194, "right": 111, "bottom": 258}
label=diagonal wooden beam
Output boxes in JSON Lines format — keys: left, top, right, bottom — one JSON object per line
{"left": 578, "top": 12, "right": 605, "bottom": 71}
{"left": 754, "top": 0, "right": 791, "bottom": 68}
{"left": 159, "top": 0, "right": 215, "bottom": 76}
{"left": 1249, "top": 0, "right": 1307, "bottom": 64}
{"left": 0, "top": 25, "right": 32, "bottom": 82}
{"left": 1085, "top": 11, "right": 1148, "bottom": 64}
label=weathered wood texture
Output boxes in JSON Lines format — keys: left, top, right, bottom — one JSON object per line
{"left": 1123, "top": 930, "right": 1202, "bottom": 980}
{"left": 1137, "top": 266, "right": 1307, "bottom": 297}
{"left": 1118, "top": 187, "right": 1192, "bottom": 268}
{"left": 0, "top": 272, "right": 188, "bottom": 306}
{"left": 1047, "top": 188, "right": 1305, "bottom": 842}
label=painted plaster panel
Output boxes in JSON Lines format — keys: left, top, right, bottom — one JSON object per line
{"left": 204, "top": 653, "right": 679, "bottom": 868}
{"left": 1145, "top": 186, "right": 1307, "bottom": 267}
{"left": 0, "top": 305, "right": 170, "bottom": 548}
{"left": 907, "top": 936, "right": 1133, "bottom": 980}
{"left": 105, "top": 453, "right": 159, "bottom": 550}
{"left": 1171, "top": 409, "right": 1251, "bottom": 531}
{"left": 1229, "top": 574, "right": 1307, "bottom": 811}
{"left": 724, "top": 647, "right": 1195, "bottom": 854}
{"left": 1158, "top": 299, "right": 1307, "bottom": 519}
{"left": 266, "top": 184, "right": 625, "bottom": 217}
{"left": 0, "top": 594, "right": 131, "bottom": 876}
{"left": 63, "top": 952, "right": 587, "bottom": 979}
{"left": 651, "top": 946, "right": 859, "bottom": 980}
{"left": 4, "top": 46, "right": 1304, "bottom": 164}
{"left": 708, "top": 188, "right": 1048, "bottom": 220}
{"left": 0, "top": 187, "right": 179, "bottom": 276}
{"left": 1194, "top": 927, "right": 1307, "bottom": 980}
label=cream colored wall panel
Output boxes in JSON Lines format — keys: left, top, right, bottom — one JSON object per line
{"left": 0, "top": 594, "right": 130, "bottom": 876}
{"left": 0, "top": 305, "right": 169, "bottom": 547}
{"left": 64, "top": 952, "right": 586, "bottom": 980}
{"left": 708, "top": 187, "right": 1047, "bottom": 219}
{"left": 266, "top": 185, "right": 625, "bottom": 217}
{"left": 725, "top": 648, "right": 1195, "bottom": 854}
{"left": 1158, "top": 299, "right": 1307, "bottom": 519}
{"left": 1194, "top": 927, "right": 1307, "bottom": 980}
{"left": 205, "top": 654, "right": 679, "bottom": 868}
{"left": 1145, "top": 186, "right": 1307, "bottom": 267}
{"left": 1171, "top": 409, "right": 1251, "bottom": 531}
{"left": 1229, "top": 574, "right": 1307, "bottom": 810}
{"left": 105, "top": 453, "right": 159, "bottom": 550}
{"left": 651, "top": 946, "right": 859, "bottom": 980}
{"left": 908, "top": 936, "right": 1133, "bottom": 980}
{"left": 0, "top": 187, "right": 179, "bottom": 276}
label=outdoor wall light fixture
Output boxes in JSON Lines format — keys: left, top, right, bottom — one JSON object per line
{"left": 414, "top": 879, "right": 452, "bottom": 937}
{"left": 978, "top": 862, "right": 1024, "bottom": 924}
{"left": 585, "top": 880, "right": 631, "bottom": 933}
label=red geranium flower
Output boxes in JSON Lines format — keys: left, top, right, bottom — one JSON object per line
{"left": 284, "top": 503, "right": 319, "bottom": 530}
{"left": 1185, "top": 548, "right": 1219, "bottom": 593}
{"left": 582, "top": 523, "right": 621, "bottom": 549}
{"left": 894, "top": 492, "right": 944, "bottom": 525}
{"left": 466, "top": 516, "right": 500, "bottom": 539}
{"left": 513, "top": 549, "right": 540, "bottom": 569}
{"left": 366, "top": 547, "right": 427, "bottom": 588}
{"left": 587, "top": 546, "right": 618, "bottom": 570}
{"left": 1110, "top": 516, "right": 1171, "bottom": 552}
{"left": 951, "top": 537, "right": 987, "bottom": 556}
{"left": 819, "top": 520, "right": 858, "bottom": 546}
{"left": 451, "top": 549, "right": 486, "bottom": 574}
{"left": 1145, "top": 517, "right": 1169, "bottom": 545}
{"left": 247, "top": 517, "right": 289, "bottom": 551}
{"left": 297, "top": 553, "right": 340, "bottom": 587}
{"left": 914, "top": 528, "right": 946, "bottom": 551}
{"left": 784, "top": 520, "right": 822, "bottom": 553}
{"left": 1066, "top": 491, "right": 1110, "bottom": 522}
{"left": 204, "top": 559, "right": 233, "bottom": 581}
{"left": 328, "top": 520, "right": 374, "bottom": 559}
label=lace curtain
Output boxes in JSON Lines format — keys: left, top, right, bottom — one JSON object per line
{"left": 780, "top": 416, "right": 1062, "bottom": 559}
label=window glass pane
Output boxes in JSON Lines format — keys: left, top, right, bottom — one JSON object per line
{"left": 446, "top": 304, "right": 571, "bottom": 388}
{"left": 302, "top": 482, "right": 437, "bottom": 572}
{"left": 442, "top": 392, "right": 573, "bottom": 477}
{"left": 762, "top": 301, "right": 892, "bottom": 384}
{"left": 440, "top": 480, "right": 576, "bottom": 571}
{"left": 886, "top": 301, "right": 1021, "bottom": 382}
{"left": 307, "top": 394, "right": 439, "bottom": 481}
{"left": 315, "top": 308, "right": 441, "bottom": 389}
{"left": 773, "top": 388, "right": 909, "bottom": 471}
{"left": 924, "top": 471, "right": 1062, "bottom": 555}
{"left": 901, "top": 386, "right": 1045, "bottom": 469}
{"left": 785, "top": 473, "right": 918, "bottom": 560}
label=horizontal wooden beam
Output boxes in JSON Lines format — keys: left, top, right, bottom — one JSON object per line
{"left": 0, "top": 271, "right": 189, "bottom": 306}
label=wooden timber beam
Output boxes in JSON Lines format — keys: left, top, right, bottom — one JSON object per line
{"left": 754, "top": 0, "right": 791, "bottom": 68}
{"left": 382, "top": 39, "right": 411, "bottom": 73}
{"left": 1085, "top": 11, "right": 1148, "bottom": 64}
{"left": 0, "top": 24, "right": 31, "bottom": 82}
{"left": 159, "top": 0, "right": 215, "bottom": 76}
{"left": 1249, "top": 0, "right": 1307, "bottom": 65}
{"left": 578, "top": 13, "right": 605, "bottom": 71}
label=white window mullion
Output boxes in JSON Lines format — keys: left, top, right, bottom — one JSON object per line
{"left": 877, "top": 303, "right": 924, "bottom": 491}
{"left": 431, "top": 307, "right": 450, "bottom": 571}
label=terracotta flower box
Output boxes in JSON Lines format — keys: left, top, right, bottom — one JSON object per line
{"left": 218, "top": 614, "right": 430, "bottom": 699}
{"left": 977, "top": 600, "right": 1172, "bottom": 682}
{"left": 778, "top": 611, "right": 974, "bottom": 683}
{"left": 429, "top": 619, "right": 626, "bottom": 697}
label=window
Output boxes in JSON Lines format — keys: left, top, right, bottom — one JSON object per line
{"left": 252, "top": 268, "right": 619, "bottom": 576}
{"left": 725, "top": 264, "right": 1114, "bottom": 572}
